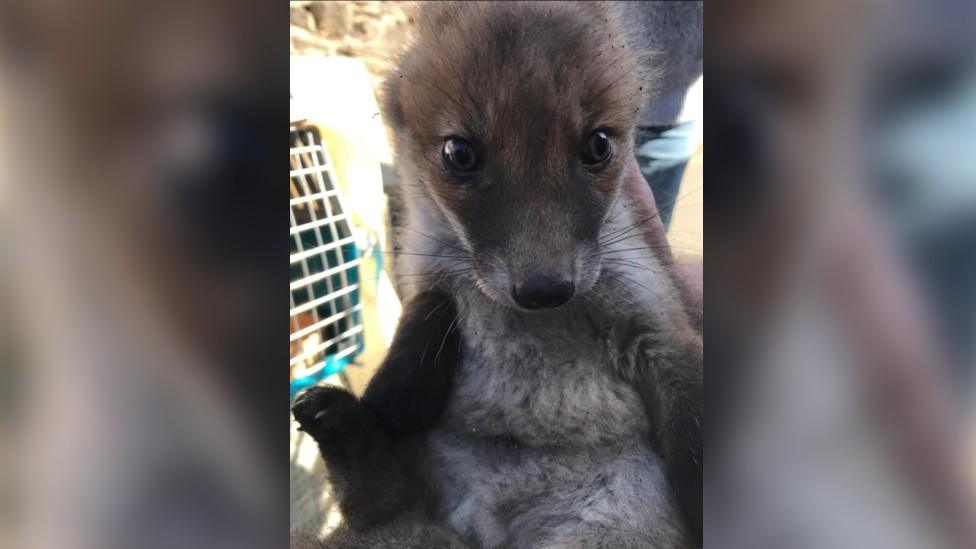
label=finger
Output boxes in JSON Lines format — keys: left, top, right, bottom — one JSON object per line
{"left": 622, "top": 157, "right": 702, "bottom": 308}
{"left": 624, "top": 158, "right": 674, "bottom": 265}
{"left": 622, "top": 157, "right": 673, "bottom": 266}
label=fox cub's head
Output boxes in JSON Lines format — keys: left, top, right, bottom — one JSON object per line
{"left": 384, "top": 1, "right": 655, "bottom": 311}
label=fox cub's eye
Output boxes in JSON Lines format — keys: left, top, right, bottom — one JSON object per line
{"left": 442, "top": 137, "right": 479, "bottom": 172}
{"left": 582, "top": 130, "right": 612, "bottom": 165}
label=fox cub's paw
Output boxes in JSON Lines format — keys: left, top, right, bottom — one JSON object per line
{"left": 291, "top": 385, "right": 366, "bottom": 443}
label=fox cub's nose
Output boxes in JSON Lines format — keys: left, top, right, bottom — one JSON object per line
{"left": 512, "top": 273, "right": 575, "bottom": 310}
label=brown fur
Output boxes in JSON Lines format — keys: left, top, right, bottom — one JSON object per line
{"left": 383, "top": 2, "right": 658, "bottom": 305}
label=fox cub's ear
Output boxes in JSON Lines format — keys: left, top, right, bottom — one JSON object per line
{"left": 362, "top": 290, "right": 462, "bottom": 435}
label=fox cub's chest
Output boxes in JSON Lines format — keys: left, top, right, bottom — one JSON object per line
{"left": 425, "top": 308, "right": 667, "bottom": 548}
{"left": 443, "top": 308, "right": 649, "bottom": 448}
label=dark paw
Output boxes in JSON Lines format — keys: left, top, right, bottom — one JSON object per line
{"left": 291, "top": 385, "right": 363, "bottom": 441}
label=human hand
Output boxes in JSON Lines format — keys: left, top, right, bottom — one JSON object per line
{"left": 622, "top": 157, "right": 702, "bottom": 310}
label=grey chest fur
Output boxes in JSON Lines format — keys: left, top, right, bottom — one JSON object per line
{"left": 421, "top": 298, "right": 684, "bottom": 548}
{"left": 446, "top": 302, "right": 649, "bottom": 447}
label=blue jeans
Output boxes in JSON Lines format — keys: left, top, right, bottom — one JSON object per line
{"left": 635, "top": 121, "right": 698, "bottom": 230}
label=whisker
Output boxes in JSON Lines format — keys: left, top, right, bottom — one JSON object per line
{"left": 607, "top": 270, "right": 661, "bottom": 301}
{"left": 598, "top": 244, "right": 701, "bottom": 256}
{"left": 588, "top": 281, "right": 629, "bottom": 317}
{"left": 434, "top": 311, "right": 462, "bottom": 366}
{"left": 387, "top": 250, "right": 473, "bottom": 260}
{"left": 397, "top": 268, "right": 476, "bottom": 278}
{"left": 598, "top": 185, "right": 703, "bottom": 247}
{"left": 599, "top": 212, "right": 659, "bottom": 244}
{"left": 601, "top": 258, "right": 658, "bottom": 273}
{"left": 395, "top": 225, "right": 470, "bottom": 255}
{"left": 595, "top": 246, "right": 672, "bottom": 255}
{"left": 424, "top": 299, "right": 450, "bottom": 322}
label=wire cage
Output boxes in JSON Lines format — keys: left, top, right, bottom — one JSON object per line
{"left": 289, "top": 126, "right": 364, "bottom": 399}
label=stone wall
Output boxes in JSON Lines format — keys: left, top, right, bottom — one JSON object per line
{"left": 290, "top": 1, "right": 417, "bottom": 92}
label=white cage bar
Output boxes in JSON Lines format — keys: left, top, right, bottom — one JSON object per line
{"left": 289, "top": 127, "right": 364, "bottom": 383}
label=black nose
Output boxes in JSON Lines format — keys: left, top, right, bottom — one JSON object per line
{"left": 512, "top": 274, "right": 575, "bottom": 310}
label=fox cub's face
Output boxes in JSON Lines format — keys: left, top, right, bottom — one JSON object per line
{"left": 384, "top": 2, "right": 652, "bottom": 311}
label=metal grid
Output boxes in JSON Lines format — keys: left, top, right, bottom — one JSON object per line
{"left": 289, "top": 127, "right": 364, "bottom": 397}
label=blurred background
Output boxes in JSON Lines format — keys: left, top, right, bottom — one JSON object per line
{"left": 707, "top": 0, "right": 976, "bottom": 547}
{"left": 0, "top": 1, "right": 287, "bottom": 549}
